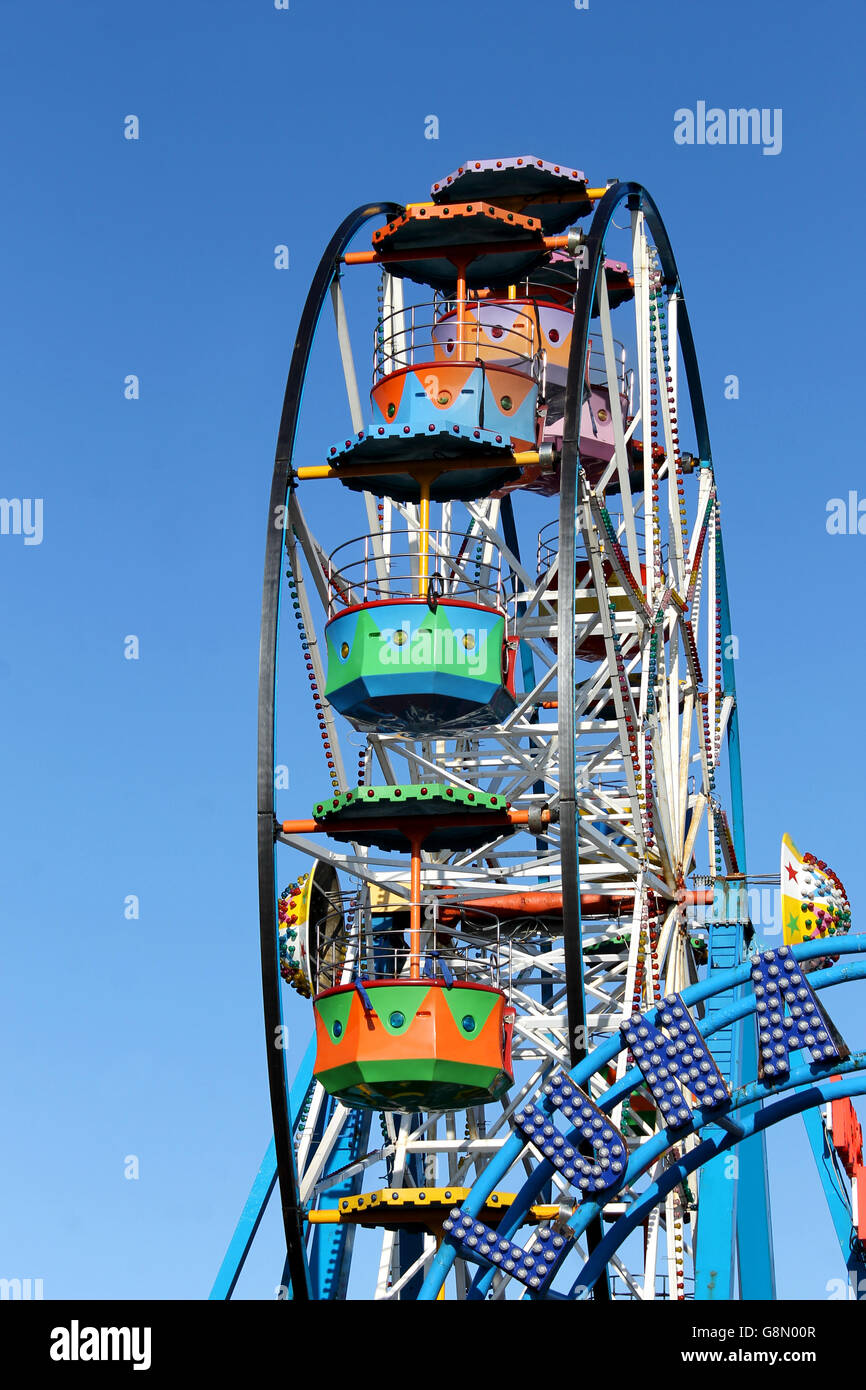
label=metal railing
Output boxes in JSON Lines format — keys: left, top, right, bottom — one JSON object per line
{"left": 585, "top": 336, "right": 633, "bottom": 406}
{"left": 537, "top": 516, "right": 667, "bottom": 576}
{"left": 327, "top": 529, "right": 508, "bottom": 617}
{"left": 311, "top": 889, "right": 355, "bottom": 992}
{"left": 314, "top": 904, "right": 513, "bottom": 995}
{"left": 374, "top": 300, "right": 539, "bottom": 382}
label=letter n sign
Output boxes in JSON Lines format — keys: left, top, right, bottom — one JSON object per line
{"left": 750, "top": 946, "right": 848, "bottom": 1080}
{"left": 621, "top": 993, "right": 730, "bottom": 1125}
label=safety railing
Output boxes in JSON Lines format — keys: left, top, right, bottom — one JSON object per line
{"left": 327, "top": 528, "right": 508, "bottom": 617}
{"left": 585, "top": 336, "right": 633, "bottom": 405}
{"left": 536, "top": 515, "right": 666, "bottom": 576}
{"left": 310, "top": 889, "right": 356, "bottom": 992}
{"left": 315, "top": 903, "right": 513, "bottom": 994}
{"left": 373, "top": 299, "right": 539, "bottom": 382}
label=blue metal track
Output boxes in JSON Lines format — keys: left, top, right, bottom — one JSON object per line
{"left": 718, "top": 524, "right": 775, "bottom": 1298}
{"left": 308, "top": 1102, "right": 373, "bottom": 1299}
{"left": 693, "top": 905, "right": 743, "bottom": 1298}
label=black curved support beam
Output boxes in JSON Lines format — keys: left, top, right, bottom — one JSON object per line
{"left": 557, "top": 182, "right": 714, "bottom": 1297}
{"left": 257, "top": 201, "right": 404, "bottom": 1299}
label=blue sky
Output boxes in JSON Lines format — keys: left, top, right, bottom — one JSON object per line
{"left": 1, "top": 0, "right": 865, "bottom": 1300}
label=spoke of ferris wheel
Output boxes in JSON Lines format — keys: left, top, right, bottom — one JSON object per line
{"left": 607, "top": 1253, "right": 649, "bottom": 1302}
{"left": 685, "top": 468, "right": 713, "bottom": 576}
{"left": 307, "top": 1137, "right": 401, "bottom": 1199}
{"left": 650, "top": 270, "right": 686, "bottom": 598}
{"left": 677, "top": 697, "right": 696, "bottom": 849}
{"left": 483, "top": 739, "right": 558, "bottom": 783}
{"left": 641, "top": 1170, "right": 665, "bottom": 1299}
{"left": 375, "top": 1232, "right": 400, "bottom": 1301}
{"left": 286, "top": 492, "right": 330, "bottom": 607}
{"left": 597, "top": 267, "right": 641, "bottom": 575}
{"left": 330, "top": 274, "right": 391, "bottom": 592}
{"left": 717, "top": 693, "right": 734, "bottom": 750}
{"left": 629, "top": 212, "right": 653, "bottom": 595}
{"left": 509, "top": 962, "right": 568, "bottom": 999}
{"left": 450, "top": 1101, "right": 542, "bottom": 1188}
{"left": 654, "top": 733, "right": 679, "bottom": 871}
{"left": 378, "top": 1244, "right": 439, "bottom": 1301}
{"left": 299, "top": 1101, "right": 353, "bottom": 1204}
{"left": 447, "top": 847, "right": 563, "bottom": 879}
{"left": 681, "top": 794, "right": 709, "bottom": 876}
{"left": 655, "top": 903, "right": 684, "bottom": 974}
{"left": 375, "top": 1115, "right": 421, "bottom": 1299}
{"left": 295, "top": 1082, "right": 329, "bottom": 1181}
{"left": 667, "top": 643, "right": 691, "bottom": 855}
{"left": 584, "top": 954, "right": 630, "bottom": 992}
{"left": 371, "top": 741, "right": 479, "bottom": 793}
{"left": 393, "top": 1087, "right": 523, "bottom": 1158}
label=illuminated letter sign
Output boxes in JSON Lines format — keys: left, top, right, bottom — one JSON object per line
{"left": 442, "top": 1212, "right": 574, "bottom": 1293}
{"left": 620, "top": 993, "right": 730, "bottom": 1125}
{"left": 512, "top": 1071, "right": 627, "bottom": 1195}
{"left": 750, "top": 946, "right": 848, "bottom": 1080}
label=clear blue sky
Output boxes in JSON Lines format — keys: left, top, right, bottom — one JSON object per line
{"left": 1, "top": 0, "right": 865, "bottom": 1300}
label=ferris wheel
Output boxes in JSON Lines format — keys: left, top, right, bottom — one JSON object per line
{"left": 212, "top": 157, "right": 866, "bottom": 1302}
